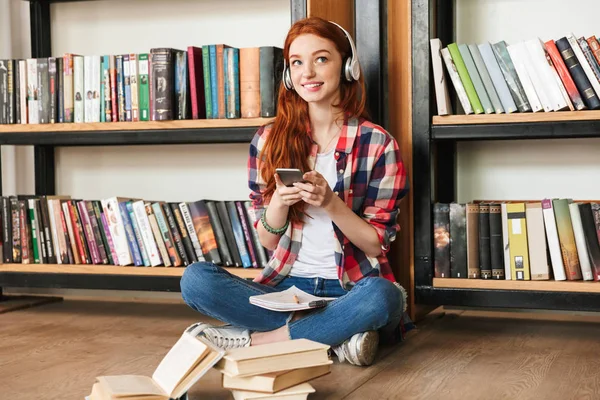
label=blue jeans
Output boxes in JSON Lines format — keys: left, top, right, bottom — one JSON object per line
{"left": 180, "top": 262, "right": 406, "bottom": 346}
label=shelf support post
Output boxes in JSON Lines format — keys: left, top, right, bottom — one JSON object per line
{"left": 30, "top": 0, "right": 56, "bottom": 196}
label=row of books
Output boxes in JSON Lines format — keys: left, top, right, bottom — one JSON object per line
{"left": 0, "top": 195, "right": 272, "bottom": 269}
{"left": 0, "top": 45, "right": 283, "bottom": 124}
{"left": 433, "top": 199, "right": 600, "bottom": 282}
{"left": 431, "top": 32, "right": 600, "bottom": 116}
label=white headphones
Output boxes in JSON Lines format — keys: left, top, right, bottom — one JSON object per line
{"left": 282, "top": 20, "right": 360, "bottom": 91}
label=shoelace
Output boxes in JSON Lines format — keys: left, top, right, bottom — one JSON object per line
{"left": 209, "top": 333, "right": 250, "bottom": 350}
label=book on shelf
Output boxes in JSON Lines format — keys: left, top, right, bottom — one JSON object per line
{"left": 431, "top": 32, "right": 600, "bottom": 116}
{"left": 88, "top": 330, "right": 224, "bottom": 400}
{"left": 432, "top": 198, "right": 600, "bottom": 283}
{"left": 1, "top": 195, "right": 270, "bottom": 270}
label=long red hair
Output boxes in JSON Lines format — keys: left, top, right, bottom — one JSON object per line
{"left": 260, "top": 17, "right": 369, "bottom": 223}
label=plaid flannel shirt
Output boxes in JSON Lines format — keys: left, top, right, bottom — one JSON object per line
{"left": 248, "top": 116, "right": 409, "bottom": 289}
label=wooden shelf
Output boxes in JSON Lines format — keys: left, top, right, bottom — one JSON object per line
{"left": 0, "top": 118, "right": 273, "bottom": 146}
{"left": 432, "top": 111, "right": 600, "bottom": 125}
{"left": 433, "top": 278, "right": 600, "bottom": 294}
{"left": 0, "top": 263, "right": 261, "bottom": 280}
{"left": 0, "top": 118, "right": 272, "bottom": 133}
{"left": 431, "top": 111, "right": 600, "bottom": 141}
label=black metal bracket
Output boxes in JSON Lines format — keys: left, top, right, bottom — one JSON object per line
{"left": 291, "top": 0, "right": 307, "bottom": 22}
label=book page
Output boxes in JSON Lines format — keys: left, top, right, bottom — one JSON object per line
{"left": 97, "top": 375, "right": 166, "bottom": 397}
{"left": 151, "top": 331, "right": 209, "bottom": 396}
{"left": 249, "top": 286, "right": 336, "bottom": 312}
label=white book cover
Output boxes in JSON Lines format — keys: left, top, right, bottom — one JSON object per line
{"left": 63, "top": 54, "right": 75, "bottom": 122}
{"left": 506, "top": 43, "right": 543, "bottom": 112}
{"left": 129, "top": 53, "right": 139, "bottom": 121}
{"left": 500, "top": 203, "right": 511, "bottom": 280}
{"left": 525, "top": 203, "right": 550, "bottom": 280}
{"left": 524, "top": 39, "right": 568, "bottom": 111}
{"left": 91, "top": 55, "right": 101, "bottom": 122}
{"left": 440, "top": 47, "right": 473, "bottom": 114}
{"left": 430, "top": 39, "right": 452, "bottom": 116}
{"left": 46, "top": 200, "right": 62, "bottom": 265}
{"left": 26, "top": 58, "right": 39, "bottom": 124}
{"left": 569, "top": 202, "right": 594, "bottom": 281}
{"left": 132, "top": 200, "right": 162, "bottom": 266}
{"left": 478, "top": 42, "right": 517, "bottom": 113}
{"left": 518, "top": 41, "right": 553, "bottom": 112}
{"left": 101, "top": 197, "right": 133, "bottom": 266}
{"left": 567, "top": 34, "right": 600, "bottom": 98}
{"left": 73, "top": 55, "right": 84, "bottom": 123}
{"left": 249, "top": 286, "right": 336, "bottom": 312}
{"left": 541, "top": 199, "right": 566, "bottom": 281}
{"left": 18, "top": 60, "right": 28, "bottom": 124}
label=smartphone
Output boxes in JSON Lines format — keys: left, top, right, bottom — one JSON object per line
{"left": 275, "top": 168, "right": 308, "bottom": 187}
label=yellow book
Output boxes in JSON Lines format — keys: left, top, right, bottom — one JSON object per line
{"left": 506, "top": 203, "right": 530, "bottom": 280}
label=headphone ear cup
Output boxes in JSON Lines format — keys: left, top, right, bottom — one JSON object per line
{"left": 343, "top": 57, "right": 353, "bottom": 82}
{"left": 283, "top": 66, "right": 294, "bottom": 90}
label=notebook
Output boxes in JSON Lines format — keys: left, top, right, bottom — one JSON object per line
{"left": 249, "top": 286, "right": 337, "bottom": 312}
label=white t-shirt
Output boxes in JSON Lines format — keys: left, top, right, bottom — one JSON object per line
{"left": 289, "top": 148, "right": 338, "bottom": 279}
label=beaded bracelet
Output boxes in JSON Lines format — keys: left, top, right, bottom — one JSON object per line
{"left": 260, "top": 210, "right": 289, "bottom": 235}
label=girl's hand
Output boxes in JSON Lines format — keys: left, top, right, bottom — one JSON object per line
{"left": 293, "top": 170, "right": 335, "bottom": 209}
{"left": 273, "top": 173, "right": 303, "bottom": 207}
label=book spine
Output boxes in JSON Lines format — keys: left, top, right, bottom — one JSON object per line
{"left": 440, "top": 47, "right": 473, "bottom": 114}
{"left": 63, "top": 54, "right": 74, "bottom": 122}
{"left": 466, "top": 203, "right": 480, "bottom": 278}
{"left": 202, "top": 46, "right": 212, "bottom": 118}
{"left": 227, "top": 201, "right": 252, "bottom": 268}
{"left": 48, "top": 57, "right": 57, "bottom": 123}
{"left": 447, "top": 43, "right": 484, "bottom": 114}
{"left": 86, "top": 200, "right": 109, "bottom": 264}
{"left": 68, "top": 200, "right": 89, "bottom": 264}
{"left": 525, "top": 203, "right": 550, "bottom": 280}
{"left": 580, "top": 203, "right": 600, "bottom": 281}
{"left": 129, "top": 53, "right": 139, "bottom": 122}
{"left": 73, "top": 56, "right": 84, "bottom": 122}
{"left": 552, "top": 198, "right": 582, "bottom": 280}
{"left": 170, "top": 203, "right": 197, "bottom": 264}
{"left": 449, "top": 203, "right": 467, "bottom": 278}
{"left": 468, "top": 44, "right": 503, "bottom": 113}
{"left": 491, "top": 41, "right": 531, "bottom": 112}
{"left": 27, "top": 199, "right": 41, "bottom": 263}
{"left": 152, "top": 202, "right": 181, "bottom": 266}
{"left": 235, "top": 201, "right": 258, "bottom": 268}
{"left": 239, "top": 47, "right": 261, "bottom": 118}
{"left": 99, "top": 207, "right": 118, "bottom": 265}
{"left": 569, "top": 202, "right": 593, "bottom": 281}
{"left": 433, "top": 203, "right": 450, "bottom": 278}
{"left": 242, "top": 201, "right": 269, "bottom": 268}
{"left": 488, "top": 204, "right": 504, "bottom": 279}
{"left": 216, "top": 201, "right": 242, "bottom": 267}
{"left": 78, "top": 201, "right": 101, "bottom": 264}
{"left": 132, "top": 200, "right": 162, "bottom": 266}
{"left": 145, "top": 203, "right": 170, "bottom": 267}
{"left": 37, "top": 58, "right": 49, "bottom": 124}
{"left": 175, "top": 50, "right": 189, "bottom": 120}
{"left": 151, "top": 48, "right": 174, "bottom": 120}
{"left": 478, "top": 204, "right": 492, "bottom": 279}
{"left": 19, "top": 200, "right": 29, "bottom": 264}
{"left": 138, "top": 54, "right": 150, "bottom": 121}
{"left": 430, "top": 39, "right": 453, "bottom": 116}
{"left": 162, "top": 203, "right": 190, "bottom": 266}
{"left": 458, "top": 44, "right": 493, "bottom": 114}
{"left": 18, "top": 60, "right": 27, "bottom": 124}
{"left": 179, "top": 202, "right": 205, "bottom": 262}
{"left": 506, "top": 203, "right": 530, "bottom": 281}
{"left": 116, "top": 55, "right": 126, "bottom": 122}
{"left": 101, "top": 198, "right": 132, "bottom": 265}
{"left": 109, "top": 55, "right": 118, "bottom": 122}
{"left": 506, "top": 43, "right": 543, "bottom": 112}
{"left": 7, "top": 60, "right": 15, "bottom": 124}
{"left": 126, "top": 201, "right": 150, "bottom": 266}
{"left": 119, "top": 202, "right": 143, "bottom": 266}
{"left": 56, "top": 56, "right": 64, "bottom": 122}
{"left": 10, "top": 197, "right": 21, "bottom": 263}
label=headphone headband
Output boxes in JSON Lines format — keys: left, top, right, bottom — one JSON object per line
{"left": 283, "top": 20, "right": 360, "bottom": 91}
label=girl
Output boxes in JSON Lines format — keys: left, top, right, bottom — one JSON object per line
{"left": 181, "top": 16, "right": 410, "bottom": 367}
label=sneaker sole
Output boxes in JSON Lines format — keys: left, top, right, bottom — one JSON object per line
{"left": 354, "top": 330, "right": 379, "bottom": 366}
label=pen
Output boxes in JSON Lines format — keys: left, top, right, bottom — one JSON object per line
{"left": 293, "top": 295, "right": 300, "bottom": 304}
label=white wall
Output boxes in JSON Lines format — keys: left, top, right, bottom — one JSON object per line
{"left": 455, "top": 0, "right": 600, "bottom": 203}
{"left": 3, "top": 0, "right": 290, "bottom": 298}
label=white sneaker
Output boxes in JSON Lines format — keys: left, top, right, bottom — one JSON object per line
{"left": 332, "top": 331, "right": 379, "bottom": 366}
{"left": 186, "top": 322, "right": 251, "bottom": 350}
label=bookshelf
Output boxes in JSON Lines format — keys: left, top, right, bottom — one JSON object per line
{"left": 412, "top": 0, "right": 600, "bottom": 312}
{"left": 0, "top": 0, "right": 388, "bottom": 294}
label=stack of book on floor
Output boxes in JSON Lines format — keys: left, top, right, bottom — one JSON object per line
{"left": 216, "top": 339, "right": 333, "bottom": 400}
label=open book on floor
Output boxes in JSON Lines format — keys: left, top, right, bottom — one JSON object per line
{"left": 249, "top": 286, "right": 336, "bottom": 312}
{"left": 88, "top": 331, "right": 224, "bottom": 400}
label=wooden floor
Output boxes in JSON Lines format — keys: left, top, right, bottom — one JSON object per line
{"left": 2, "top": 300, "right": 600, "bottom": 400}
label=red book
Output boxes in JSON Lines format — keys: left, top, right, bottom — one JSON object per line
{"left": 187, "top": 46, "right": 206, "bottom": 119}
{"left": 545, "top": 40, "right": 586, "bottom": 110}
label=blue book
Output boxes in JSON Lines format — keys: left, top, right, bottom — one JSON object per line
{"left": 224, "top": 47, "right": 240, "bottom": 118}
{"left": 126, "top": 201, "right": 150, "bottom": 266}
{"left": 226, "top": 201, "right": 251, "bottom": 268}
{"left": 209, "top": 45, "right": 218, "bottom": 118}
{"left": 118, "top": 202, "right": 143, "bottom": 266}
